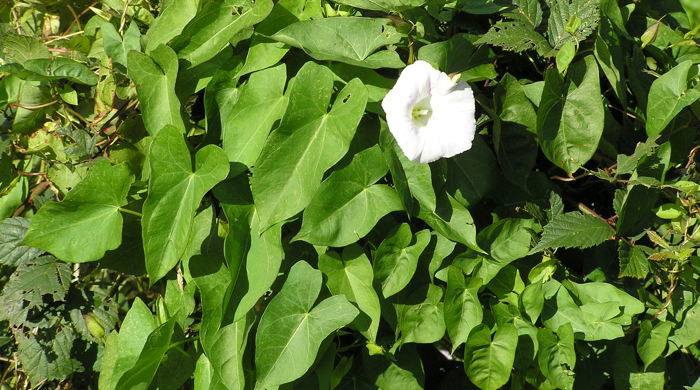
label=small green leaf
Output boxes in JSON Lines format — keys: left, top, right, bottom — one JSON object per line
{"left": 142, "top": 126, "right": 229, "bottom": 283}
{"left": 556, "top": 41, "right": 576, "bottom": 74}
{"left": 101, "top": 21, "right": 141, "bottom": 70}
{"left": 127, "top": 45, "right": 185, "bottom": 135}
{"left": 640, "top": 20, "right": 661, "bottom": 48}
{"left": 444, "top": 266, "right": 483, "bottom": 353}
{"left": 537, "top": 324, "right": 576, "bottom": 390}
{"left": 23, "top": 160, "right": 134, "bottom": 263}
{"left": 319, "top": 245, "right": 381, "bottom": 341}
{"left": 655, "top": 203, "right": 685, "bottom": 219}
{"left": 464, "top": 323, "right": 518, "bottom": 390}
{"left": 637, "top": 320, "right": 672, "bottom": 369}
{"left": 144, "top": 0, "right": 198, "bottom": 53}
{"left": 646, "top": 61, "right": 700, "bottom": 137}
{"left": 255, "top": 261, "right": 358, "bottom": 388}
{"left": 221, "top": 64, "right": 288, "bottom": 171}
{"left": 373, "top": 225, "right": 431, "bottom": 298}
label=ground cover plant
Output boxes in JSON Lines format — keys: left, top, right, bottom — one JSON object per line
{"left": 0, "top": 0, "right": 699, "bottom": 388}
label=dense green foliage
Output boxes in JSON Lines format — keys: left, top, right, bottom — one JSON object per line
{"left": 0, "top": 0, "right": 699, "bottom": 388}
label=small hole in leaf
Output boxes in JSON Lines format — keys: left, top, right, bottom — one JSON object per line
{"left": 343, "top": 94, "right": 351, "bottom": 103}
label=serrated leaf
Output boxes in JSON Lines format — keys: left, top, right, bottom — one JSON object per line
{"left": 531, "top": 212, "right": 614, "bottom": 253}
{"left": 251, "top": 62, "right": 367, "bottom": 231}
{"left": 618, "top": 241, "right": 650, "bottom": 279}
{"left": 475, "top": 0, "right": 552, "bottom": 56}
{"left": 23, "top": 160, "right": 134, "bottom": 263}
{"left": 16, "top": 327, "right": 82, "bottom": 384}
{"left": 0, "top": 217, "right": 43, "bottom": 266}
{"left": 142, "top": 126, "right": 229, "bottom": 283}
{"left": 255, "top": 261, "right": 358, "bottom": 388}
{"left": 546, "top": 0, "right": 600, "bottom": 50}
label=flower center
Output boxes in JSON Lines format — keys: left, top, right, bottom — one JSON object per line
{"left": 411, "top": 97, "right": 432, "bottom": 127}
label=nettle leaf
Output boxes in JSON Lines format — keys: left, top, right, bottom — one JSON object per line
{"left": 142, "top": 126, "right": 229, "bottom": 283}
{"left": 373, "top": 224, "right": 431, "bottom": 299}
{"left": 23, "top": 160, "right": 134, "bottom": 263}
{"left": 255, "top": 261, "right": 358, "bottom": 388}
{"left": 531, "top": 212, "right": 614, "bottom": 253}
{"left": 0, "top": 217, "right": 43, "bottom": 266}
{"left": 646, "top": 60, "right": 700, "bottom": 137}
{"left": 221, "top": 64, "right": 288, "bottom": 172}
{"left": 536, "top": 55, "right": 604, "bottom": 173}
{"left": 0, "top": 256, "right": 71, "bottom": 327}
{"left": 171, "top": 0, "right": 273, "bottom": 67}
{"left": 319, "top": 245, "right": 381, "bottom": 341}
{"left": 251, "top": 62, "right": 367, "bottom": 231}
{"left": 464, "top": 323, "right": 518, "bottom": 390}
{"left": 271, "top": 18, "right": 404, "bottom": 69}
{"left": 475, "top": 0, "right": 552, "bottom": 56}
{"left": 295, "top": 145, "right": 402, "bottom": 247}
{"left": 128, "top": 45, "right": 185, "bottom": 136}
{"left": 618, "top": 241, "right": 650, "bottom": 279}
{"left": 16, "top": 327, "right": 83, "bottom": 384}
{"left": 545, "top": 0, "right": 600, "bottom": 50}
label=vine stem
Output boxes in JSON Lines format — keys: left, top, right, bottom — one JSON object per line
{"left": 118, "top": 207, "right": 143, "bottom": 217}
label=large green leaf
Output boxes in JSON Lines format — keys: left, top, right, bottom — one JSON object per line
{"left": 142, "top": 126, "right": 229, "bottom": 283}
{"left": 646, "top": 61, "right": 700, "bottom": 137}
{"left": 319, "top": 245, "right": 381, "bottom": 341}
{"left": 332, "top": 0, "right": 424, "bottom": 11}
{"left": 295, "top": 145, "right": 402, "bottom": 246}
{"left": 116, "top": 318, "right": 176, "bottom": 390}
{"left": 444, "top": 266, "right": 483, "bottom": 353}
{"left": 101, "top": 21, "right": 141, "bottom": 70}
{"left": 251, "top": 62, "right": 367, "bottom": 230}
{"left": 537, "top": 55, "right": 604, "bottom": 173}
{"left": 373, "top": 225, "right": 431, "bottom": 299}
{"left": 171, "top": 0, "right": 273, "bottom": 68}
{"left": 127, "top": 45, "right": 185, "bottom": 135}
{"left": 271, "top": 18, "right": 404, "bottom": 69}
{"left": 255, "top": 261, "right": 359, "bottom": 388}
{"left": 445, "top": 136, "right": 499, "bottom": 207}
{"left": 23, "top": 160, "right": 133, "bottom": 263}
{"left": 464, "top": 323, "right": 518, "bottom": 390}
{"left": 221, "top": 64, "right": 288, "bottom": 171}
{"left": 395, "top": 284, "right": 446, "bottom": 346}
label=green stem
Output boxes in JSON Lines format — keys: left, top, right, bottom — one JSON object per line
{"left": 118, "top": 207, "right": 143, "bottom": 217}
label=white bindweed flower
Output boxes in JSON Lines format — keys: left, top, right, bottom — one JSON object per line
{"left": 382, "top": 60, "right": 476, "bottom": 164}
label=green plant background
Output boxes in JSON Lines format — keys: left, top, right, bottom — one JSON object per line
{"left": 0, "top": 0, "right": 699, "bottom": 388}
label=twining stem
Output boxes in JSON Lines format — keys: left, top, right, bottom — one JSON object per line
{"left": 118, "top": 207, "right": 143, "bottom": 217}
